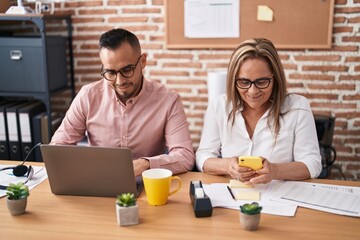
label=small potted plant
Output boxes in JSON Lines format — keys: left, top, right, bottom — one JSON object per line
{"left": 239, "top": 202, "right": 262, "bottom": 231}
{"left": 116, "top": 193, "right": 139, "bottom": 226}
{"left": 6, "top": 182, "right": 30, "bottom": 216}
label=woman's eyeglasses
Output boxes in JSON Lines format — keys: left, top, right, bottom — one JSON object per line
{"left": 101, "top": 55, "right": 142, "bottom": 81}
{"left": 235, "top": 76, "right": 272, "bottom": 89}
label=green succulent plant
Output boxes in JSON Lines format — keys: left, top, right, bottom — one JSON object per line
{"left": 6, "top": 182, "right": 30, "bottom": 200}
{"left": 240, "top": 202, "right": 262, "bottom": 215}
{"left": 116, "top": 193, "right": 137, "bottom": 207}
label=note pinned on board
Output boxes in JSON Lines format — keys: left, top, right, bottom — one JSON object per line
{"left": 257, "top": 5, "right": 273, "bottom": 22}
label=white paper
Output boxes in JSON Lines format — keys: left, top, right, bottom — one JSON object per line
{"left": 184, "top": 0, "right": 240, "bottom": 38}
{"left": 0, "top": 164, "right": 48, "bottom": 198}
{"left": 207, "top": 71, "right": 227, "bottom": 102}
{"left": 271, "top": 181, "right": 360, "bottom": 217}
{"left": 203, "top": 181, "right": 297, "bottom": 217}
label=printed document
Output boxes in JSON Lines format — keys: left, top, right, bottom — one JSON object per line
{"left": 184, "top": 0, "right": 240, "bottom": 38}
{"left": 0, "top": 164, "right": 47, "bottom": 198}
{"left": 271, "top": 181, "right": 360, "bottom": 217}
{"left": 203, "top": 180, "right": 297, "bottom": 216}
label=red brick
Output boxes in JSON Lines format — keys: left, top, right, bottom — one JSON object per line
{"left": 167, "top": 79, "right": 206, "bottom": 85}
{"left": 300, "top": 93, "right": 339, "bottom": 100}
{"left": 345, "top": 57, "right": 360, "bottom": 62}
{"left": 282, "top": 64, "right": 297, "bottom": 70}
{"left": 302, "top": 65, "right": 348, "bottom": 72}
{"left": 349, "top": 16, "right": 360, "bottom": 23}
{"left": 153, "top": 53, "right": 193, "bottom": 59}
{"left": 310, "top": 102, "right": 357, "bottom": 109}
{"left": 308, "top": 83, "right": 356, "bottom": 91}
{"left": 198, "top": 54, "right": 232, "bottom": 60}
{"left": 329, "top": 45, "right": 358, "bottom": 51}
{"left": 294, "top": 55, "right": 341, "bottom": 61}
{"left": 77, "top": 60, "right": 101, "bottom": 66}
{"left": 152, "top": 0, "right": 164, "bottom": 5}
{"left": 287, "top": 83, "right": 304, "bottom": 88}
{"left": 335, "top": 0, "right": 348, "bottom": 4}
{"left": 108, "top": 16, "right": 148, "bottom": 23}
{"left": 289, "top": 74, "right": 335, "bottom": 81}
{"left": 123, "top": 8, "right": 161, "bottom": 14}
{"left": 72, "top": 17, "right": 105, "bottom": 24}
{"left": 339, "top": 75, "right": 360, "bottom": 80}
{"left": 333, "top": 26, "right": 353, "bottom": 33}
{"left": 163, "top": 62, "right": 202, "bottom": 68}
{"left": 335, "top": 7, "right": 360, "bottom": 13}
{"left": 206, "top": 63, "right": 229, "bottom": 68}
{"left": 152, "top": 17, "right": 164, "bottom": 23}
{"left": 108, "top": 0, "right": 146, "bottom": 5}
{"left": 333, "top": 16, "right": 346, "bottom": 23}
{"left": 65, "top": 1, "right": 103, "bottom": 7}
{"left": 149, "top": 36, "right": 164, "bottom": 41}
{"left": 355, "top": 65, "right": 360, "bottom": 71}
{"left": 78, "top": 9, "right": 117, "bottom": 15}
{"left": 343, "top": 94, "right": 360, "bottom": 101}
{"left": 150, "top": 71, "right": 190, "bottom": 76}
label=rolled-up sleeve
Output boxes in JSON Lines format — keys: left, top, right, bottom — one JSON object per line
{"left": 293, "top": 99, "right": 322, "bottom": 178}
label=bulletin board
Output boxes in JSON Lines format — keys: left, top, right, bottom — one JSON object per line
{"left": 165, "top": 0, "right": 335, "bottom": 49}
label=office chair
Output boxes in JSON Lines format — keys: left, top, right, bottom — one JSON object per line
{"left": 314, "top": 115, "right": 344, "bottom": 179}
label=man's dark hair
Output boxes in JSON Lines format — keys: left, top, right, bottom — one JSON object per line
{"left": 99, "top": 28, "right": 141, "bottom": 52}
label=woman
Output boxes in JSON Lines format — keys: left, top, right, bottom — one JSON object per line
{"left": 196, "top": 38, "right": 322, "bottom": 185}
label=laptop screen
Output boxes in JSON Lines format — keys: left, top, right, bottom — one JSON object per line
{"left": 40, "top": 144, "right": 142, "bottom": 197}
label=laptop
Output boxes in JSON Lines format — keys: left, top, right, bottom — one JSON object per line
{"left": 40, "top": 144, "right": 143, "bottom": 197}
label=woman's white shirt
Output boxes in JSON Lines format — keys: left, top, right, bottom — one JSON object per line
{"left": 196, "top": 93, "right": 322, "bottom": 178}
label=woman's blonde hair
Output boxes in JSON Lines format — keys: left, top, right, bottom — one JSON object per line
{"left": 226, "top": 38, "right": 287, "bottom": 134}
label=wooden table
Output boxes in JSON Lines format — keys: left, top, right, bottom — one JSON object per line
{"left": 1, "top": 161, "right": 360, "bottom": 240}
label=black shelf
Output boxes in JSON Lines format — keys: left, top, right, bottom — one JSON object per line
{"left": 0, "top": 14, "right": 75, "bottom": 141}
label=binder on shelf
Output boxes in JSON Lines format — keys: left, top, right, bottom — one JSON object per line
{"left": 6, "top": 101, "right": 33, "bottom": 161}
{"left": 0, "top": 101, "right": 18, "bottom": 160}
{"left": 19, "top": 101, "right": 46, "bottom": 161}
{"left": 32, "top": 112, "right": 63, "bottom": 161}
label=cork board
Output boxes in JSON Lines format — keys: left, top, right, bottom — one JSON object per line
{"left": 165, "top": 0, "right": 334, "bottom": 50}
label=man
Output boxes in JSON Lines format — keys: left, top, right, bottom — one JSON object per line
{"left": 51, "top": 28, "right": 195, "bottom": 176}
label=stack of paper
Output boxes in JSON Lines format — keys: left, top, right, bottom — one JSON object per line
{"left": 270, "top": 181, "right": 360, "bottom": 217}
{"left": 202, "top": 180, "right": 298, "bottom": 216}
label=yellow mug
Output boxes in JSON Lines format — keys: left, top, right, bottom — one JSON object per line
{"left": 142, "top": 168, "right": 182, "bottom": 206}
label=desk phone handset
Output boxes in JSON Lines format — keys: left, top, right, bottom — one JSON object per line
{"left": 189, "top": 180, "right": 213, "bottom": 218}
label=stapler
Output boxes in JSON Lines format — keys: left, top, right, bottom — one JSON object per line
{"left": 189, "top": 180, "right": 213, "bottom": 218}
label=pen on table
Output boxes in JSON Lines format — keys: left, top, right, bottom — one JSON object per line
{"left": 227, "top": 186, "right": 236, "bottom": 200}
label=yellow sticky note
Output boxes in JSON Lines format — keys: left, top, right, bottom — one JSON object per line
{"left": 229, "top": 179, "right": 253, "bottom": 188}
{"left": 257, "top": 5, "right": 273, "bottom": 22}
{"left": 235, "top": 191, "right": 261, "bottom": 201}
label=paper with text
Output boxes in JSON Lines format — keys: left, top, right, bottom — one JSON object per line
{"left": 184, "top": 0, "right": 240, "bottom": 38}
{"left": 271, "top": 181, "right": 360, "bottom": 217}
{"left": 203, "top": 181, "right": 297, "bottom": 216}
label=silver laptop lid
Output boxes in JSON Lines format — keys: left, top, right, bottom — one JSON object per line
{"left": 40, "top": 144, "right": 138, "bottom": 197}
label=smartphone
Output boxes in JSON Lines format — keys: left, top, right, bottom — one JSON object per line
{"left": 238, "top": 156, "right": 263, "bottom": 170}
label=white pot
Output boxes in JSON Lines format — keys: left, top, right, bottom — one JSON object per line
{"left": 116, "top": 204, "right": 139, "bottom": 226}
{"left": 7, "top": 198, "right": 27, "bottom": 216}
{"left": 239, "top": 211, "right": 261, "bottom": 231}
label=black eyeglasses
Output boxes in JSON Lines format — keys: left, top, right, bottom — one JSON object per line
{"left": 101, "top": 55, "right": 142, "bottom": 81}
{"left": 235, "top": 75, "right": 272, "bottom": 89}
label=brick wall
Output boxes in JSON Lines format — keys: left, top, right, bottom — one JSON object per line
{"left": 47, "top": 0, "right": 359, "bottom": 180}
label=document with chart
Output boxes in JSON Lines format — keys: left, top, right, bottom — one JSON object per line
{"left": 271, "top": 181, "right": 360, "bottom": 217}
